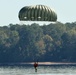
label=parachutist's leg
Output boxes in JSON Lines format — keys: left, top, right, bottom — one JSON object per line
{"left": 35, "top": 67, "right": 37, "bottom": 72}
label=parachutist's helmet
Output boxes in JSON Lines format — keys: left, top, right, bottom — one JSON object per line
{"left": 18, "top": 5, "right": 57, "bottom": 22}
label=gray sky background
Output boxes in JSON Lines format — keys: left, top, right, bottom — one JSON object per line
{"left": 0, "top": 0, "right": 76, "bottom": 26}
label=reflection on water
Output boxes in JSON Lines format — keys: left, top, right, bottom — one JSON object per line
{"left": 0, "top": 65, "right": 76, "bottom": 75}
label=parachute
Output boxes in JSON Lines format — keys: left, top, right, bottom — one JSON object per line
{"left": 18, "top": 5, "right": 57, "bottom": 22}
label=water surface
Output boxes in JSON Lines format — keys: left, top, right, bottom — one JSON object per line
{"left": 0, "top": 65, "right": 76, "bottom": 75}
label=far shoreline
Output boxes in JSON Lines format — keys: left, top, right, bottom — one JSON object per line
{"left": 0, "top": 62, "right": 76, "bottom": 66}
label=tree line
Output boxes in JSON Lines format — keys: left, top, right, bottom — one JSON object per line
{"left": 0, "top": 21, "right": 76, "bottom": 63}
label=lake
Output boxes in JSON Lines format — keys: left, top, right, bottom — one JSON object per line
{"left": 0, "top": 65, "right": 76, "bottom": 75}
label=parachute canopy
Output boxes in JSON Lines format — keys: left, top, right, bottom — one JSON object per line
{"left": 18, "top": 5, "right": 57, "bottom": 22}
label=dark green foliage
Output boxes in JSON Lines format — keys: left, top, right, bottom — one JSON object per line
{"left": 0, "top": 22, "right": 76, "bottom": 63}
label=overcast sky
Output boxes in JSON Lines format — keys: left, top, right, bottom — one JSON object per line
{"left": 0, "top": 0, "right": 76, "bottom": 26}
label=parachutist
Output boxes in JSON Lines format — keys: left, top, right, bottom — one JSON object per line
{"left": 34, "top": 62, "right": 38, "bottom": 72}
